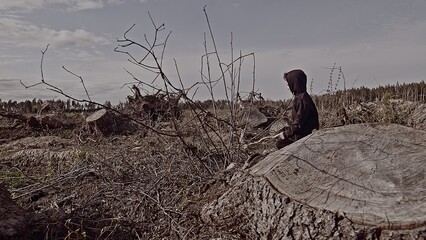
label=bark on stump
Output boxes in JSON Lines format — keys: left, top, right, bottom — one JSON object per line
{"left": 201, "top": 173, "right": 426, "bottom": 239}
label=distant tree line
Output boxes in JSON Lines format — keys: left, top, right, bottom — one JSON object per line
{"left": 0, "top": 98, "right": 118, "bottom": 113}
{"left": 313, "top": 81, "right": 426, "bottom": 111}
{"left": 1, "top": 81, "right": 425, "bottom": 114}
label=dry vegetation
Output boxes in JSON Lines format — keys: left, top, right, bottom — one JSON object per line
{"left": 1, "top": 9, "right": 426, "bottom": 239}
{"left": 1, "top": 85, "right": 426, "bottom": 239}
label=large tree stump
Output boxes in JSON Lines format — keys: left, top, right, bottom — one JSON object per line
{"left": 201, "top": 123, "right": 426, "bottom": 239}
{"left": 202, "top": 172, "right": 426, "bottom": 239}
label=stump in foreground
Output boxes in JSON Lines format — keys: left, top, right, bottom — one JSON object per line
{"left": 202, "top": 123, "right": 426, "bottom": 239}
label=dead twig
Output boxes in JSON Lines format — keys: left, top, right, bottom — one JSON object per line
{"left": 243, "top": 134, "right": 281, "bottom": 148}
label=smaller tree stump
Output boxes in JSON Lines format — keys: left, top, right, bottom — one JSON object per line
{"left": 86, "top": 109, "right": 135, "bottom": 136}
{"left": 86, "top": 109, "right": 118, "bottom": 136}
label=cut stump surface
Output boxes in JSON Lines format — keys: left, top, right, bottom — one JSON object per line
{"left": 250, "top": 123, "right": 426, "bottom": 230}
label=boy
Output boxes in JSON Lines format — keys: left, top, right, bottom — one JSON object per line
{"left": 276, "top": 69, "right": 319, "bottom": 149}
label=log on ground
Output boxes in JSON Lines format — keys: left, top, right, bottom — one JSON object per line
{"left": 0, "top": 111, "right": 77, "bottom": 129}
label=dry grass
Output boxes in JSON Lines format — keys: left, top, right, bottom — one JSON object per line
{"left": 1, "top": 97, "right": 426, "bottom": 239}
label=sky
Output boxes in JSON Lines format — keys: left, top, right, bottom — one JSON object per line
{"left": 0, "top": 0, "right": 425, "bottom": 103}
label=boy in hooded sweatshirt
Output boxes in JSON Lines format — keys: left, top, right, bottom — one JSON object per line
{"left": 276, "top": 69, "right": 319, "bottom": 149}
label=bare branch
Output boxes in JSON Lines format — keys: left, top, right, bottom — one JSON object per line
{"left": 40, "top": 44, "right": 49, "bottom": 82}
{"left": 203, "top": 6, "right": 230, "bottom": 105}
{"left": 20, "top": 80, "right": 43, "bottom": 89}
{"left": 21, "top": 44, "right": 179, "bottom": 137}
{"left": 62, "top": 66, "right": 92, "bottom": 102}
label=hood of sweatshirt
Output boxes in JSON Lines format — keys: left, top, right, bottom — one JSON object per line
{"left": 285, "top": 69, "right": 307, "bottom": 94}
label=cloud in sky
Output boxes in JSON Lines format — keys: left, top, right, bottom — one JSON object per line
{"left": 0, "top": 0, "right": 125, "bottom": 12}
{"left": 0, "top": 17, "right": 109, "bottom": 48}
{"left": 0, "top": 0, "right": 45, "bottom": 12}
{"left": 0, "top": 0, "right": 425, "bottom": 103}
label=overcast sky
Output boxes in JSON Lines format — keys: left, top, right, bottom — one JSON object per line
{"left": 1, "top": 0, "right": 425, "bottom": 103}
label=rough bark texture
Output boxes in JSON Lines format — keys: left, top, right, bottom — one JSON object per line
{"left": 201, "top": 172, "right": 426, "bottom": 240}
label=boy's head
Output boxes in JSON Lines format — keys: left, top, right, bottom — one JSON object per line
{"left": 283, "top": 69, "right": 307, "bottom": 94}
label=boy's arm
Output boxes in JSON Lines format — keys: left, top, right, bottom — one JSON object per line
{"left": 286, "top": 96, "right": 308, "bottom": 138}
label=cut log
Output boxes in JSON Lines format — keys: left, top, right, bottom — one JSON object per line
{"left": 0, "top": 111, "right": 28, "bottom": 122}
{"left": 201, "top": 123, "right": 426, "bottom": 239}
{"left": 0, "top": 111, "right": 77, "bottom": 129}
{"left": 39, "top": 113, "right": 77, "bottom": 129}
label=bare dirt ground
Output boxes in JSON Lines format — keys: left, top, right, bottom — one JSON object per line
{"left": 1, "top": 99, "right": 426, "bottom": 239}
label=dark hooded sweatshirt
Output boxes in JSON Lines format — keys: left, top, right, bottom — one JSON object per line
{"left": 284, "top": 69, "right": 319, "bottom": 140}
